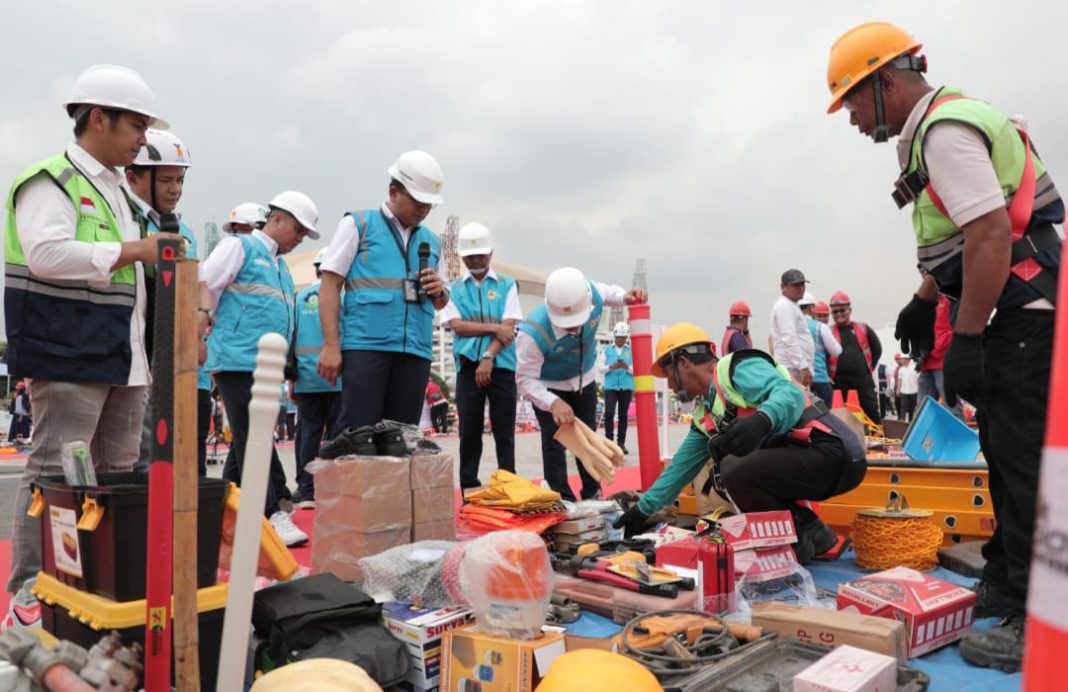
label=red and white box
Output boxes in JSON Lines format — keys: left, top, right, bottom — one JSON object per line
{"left": 734, "top": 545, "right": 799, "bottom": 583}
{"left": 716, "top": 510, "right": 797, "bottom": 551}
{"left": 793, "top": 644, "right": 897, "bottom": 692}
{"left": 837, "top": 566, "right": 977, "bottom": 657}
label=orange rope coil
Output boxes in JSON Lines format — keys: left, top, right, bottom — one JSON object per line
{"left": 852, "top": 513, "right": 943, "bottom": 570}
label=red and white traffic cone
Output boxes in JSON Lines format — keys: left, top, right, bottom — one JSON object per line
{"left": 1022, "top": 241, "right": 1068, "bottom": 690}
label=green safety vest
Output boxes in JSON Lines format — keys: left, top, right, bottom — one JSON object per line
{"left": 4, "top": 153, "right": 143, "bottom": 383}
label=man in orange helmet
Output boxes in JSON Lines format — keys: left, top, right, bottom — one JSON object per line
{"left": 721, "top": 301, "right": 752, "bottom": 355}
{"left": 827, "top": 22, "right": 1063, "bottom": 671}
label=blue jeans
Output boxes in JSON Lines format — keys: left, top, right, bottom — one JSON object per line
{"left": 917, "top": 368, "right": 965, "bottom": 419}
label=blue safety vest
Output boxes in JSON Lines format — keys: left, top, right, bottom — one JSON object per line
{"left": 142, "top": 213, "right": 212, "bottom": 391}
{"left": 341, "top": 210, "right": 441, "bottom": 360}
{"left": 293, "top": 281, "right": 342, "bottom": 393}
{"left": 602, "top": 343, "right": 634, "bottom": 391}
{"left": 205, "top": 234, "right": 294, "bottom": 373}
{"left": 807, "top": 317, "right": 830, "bottom": 384}
{"left": 449, "top": 273, "right": 518, "bottom": 372}
{"left": 518, "top": 282, "right": 604, "bottom": 381}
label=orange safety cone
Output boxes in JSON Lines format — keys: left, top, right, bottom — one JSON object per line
{"left": 845, "top": 390, "right": 862, "bottom": 413}
{"left": 831, "top": 390, "right": 844, "bottom": 408}
{"left": 1022, "top": 240, "right": 1068, "bottom": 690}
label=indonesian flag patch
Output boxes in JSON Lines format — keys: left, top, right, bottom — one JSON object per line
{"left": 80, "top": 196, "right": 97, "bottom": 215}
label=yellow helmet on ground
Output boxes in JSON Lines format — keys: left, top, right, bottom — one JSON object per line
{"left": 826, "top": 22, "right": 922, "bottom": 114}
{"left": 250, "top": 659, "right": 383, "bottom": 691}
{"left": 651, "top": 322, "right": 715, "bottom": 378}
{"left": 536, "top": 650, "right": 662, "bottom": 691}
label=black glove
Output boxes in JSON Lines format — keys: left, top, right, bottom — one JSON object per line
{"left": 613, "top": 505, "right": 650, "bottom": 539}
{"left": 709, "top": 411, "right": 772, "bottom": 461}
{"left": 895, "top": 294, "right": 937, "bottom": 355}
{"left": 943, "top": 332, "right": 985, "bottom": 408}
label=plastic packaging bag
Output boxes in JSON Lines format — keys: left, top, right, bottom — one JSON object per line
{"left": 459, "top": 530, "right": 553, "bottom": 640}
{"left": 61, "top": 441, "right": 95, "bottom": 485}
{"left": 729, "top": 555, "right": 825, "bottom": 623}
{"left": 358, "top": 541, "right": 466, "bottom": 607}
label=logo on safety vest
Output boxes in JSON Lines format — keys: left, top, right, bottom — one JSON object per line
{"left": 79, "top": 196, "right": 98, "bottom": 217}
{"left": 306, "top": 293, "right": 319, "bottom": 308}
{"left": 487, "top": 290, "right": 498, "bottom": 300}
{"left": 254, "top": 258, "right": 272, "bottom": 269}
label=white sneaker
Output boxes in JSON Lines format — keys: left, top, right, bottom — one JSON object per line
{"left": 269, "top": 511, "right": 309, "bottom": 547}
{"left": 2, "top": 578, "right": 40, "bottom": 631}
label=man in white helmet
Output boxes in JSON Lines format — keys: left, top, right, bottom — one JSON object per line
{"left": 125, "top": 129, "right": 214, "bottom": 477}
{"left": 317, "top": 151, "right": 451, "bottom": 437}
{"left": 198, "top": 191, "right": 319, "bottom": 546}
{"left": 438, "top": 223, "right": 523, "bottom": 489}
{"left": 516, "top": 268, "right": 646, "bottom": 501}
{"left": 283, "top": 248, "right": 342, "bottom": 509}
{"left": 598, "top": 322, "right": 635, "bottom": 454}
{"left": 3, "top": 65, "right": 179, "bottom": 626}
{"left": 223, "top": 202, "right": 268, "bottom": 235}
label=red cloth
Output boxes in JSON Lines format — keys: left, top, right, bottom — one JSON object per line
{"left": 426, "top": 381, "right": 444, "bottom": 405}
{"left": 922, "top": 296, "right": 953, "bottom": 371}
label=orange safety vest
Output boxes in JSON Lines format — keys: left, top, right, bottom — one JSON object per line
{"left": 720, "top": 327, "right": 753, "bottom": 356}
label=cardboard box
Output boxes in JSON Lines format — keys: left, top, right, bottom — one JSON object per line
{"left": 551, "top": 531, "right": 608, "bottom": 549}
{"left": 793, "top": 644, "right": 897, "bottom": 692}
{"left": 735, "top": 545, "right": 800, "bottom": 583}
{"left": 553, "top": 516, "right": 606, "bottom": 535}
{"left": 413, "top": 520, "right": 457, "bottom": 542}
{"left": 751, "top": 602, "right": 908, "bottom": 664}
{"left": 311, "top": 525, "right": 411, "bottom": 581}
{"left": 314, "top": 454, "right": 412, "bottom": 496}
{"left": 413, "top": 486, "right": 457, "bottom": 524}
{"left": 412, "top": 453, "right": 454, "bottom": 490}
{"left": 441, "top": 625, "right": 566, "bottom": 692}
{"left": 837, "top": 566, "right": 977, "bottom": 657}
{"left": 317, "top": 490, "right": 413, "bottom": 531}
{"left": 717, "top": 510, "right": 797, "bottom": 550}
{"left": 384, "top": 602, "right": 475, "bottom": 691}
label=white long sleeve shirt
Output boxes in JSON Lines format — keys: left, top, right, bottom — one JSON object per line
{"left": 13, "top": 142, "right": 149, "bottom": 386}
{"left": 319, "top": 203, "right": 442, "bottom": 278}
{"left": 770, "top": 295, "right": 814, "bottom": 371}
{"left": 516, "top": 283, "right": 628, "bottom": 411}
{"left": 817, "top": 321, "right": 843, "bottom": 358}
{"left": 199, "top": 230, "right": 281, "bottom": 310}
{"left": 438, "top": 269, "right": 523, "bottom": 327}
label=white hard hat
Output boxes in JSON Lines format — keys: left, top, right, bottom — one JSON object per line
{"left": 387, "top": 150, "right": 444, "bottom": 205}
{"left": 613, "top": 322, "right": 630, "bottom": 337}
{"left": 268, "top": 191, "right": 320, "bottom": 240}
{"left": 314, "top": 248, "right": 328, "bottom": 266}
{"left": 133, "top": 130, "right": 191, "bottom": 168}
{"left": 65, "top": 64, "right": 168, "bottom": 129}
{"left": 545, "top": 267, "right": 592, "bottom": 329}
{"left": 457, "top": 223, "right": 493, "bottom": 257}
{"left": 222, "top": 202, "right": 268, "bottom": 233}
{"left": 799, "top": 291, "right": 816, "bottom": 307}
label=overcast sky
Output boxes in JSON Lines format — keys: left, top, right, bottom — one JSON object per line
{"left": 2, "top": 1, "right": 1066, "bottom": 352}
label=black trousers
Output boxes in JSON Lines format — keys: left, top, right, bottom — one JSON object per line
{"left": 603, "top": 389, "right": 633, "bottom": 446}
{"left": 532, "top": 383, "right": 600, "bottom": 502}
{"left": 978, "top": 308, "right": 1054, "bottom": 610}
{"left": 833, "top": 376, "right": 882, "bottom": 423}
{"left": 294, "top": 391, "right": 341, "bottom": 498}
{"left": 456, "top": 361, "right": 517, "bottom": 489}
{"left": 216, "top": 371, "right": 289, "bottom": 517}
{"left": 338, "top": 350, "right": 432, "bottom": 428}
{"left": 196, "top": 388, "right": 211, "bottom": 477}
{"left": 879, "top": 392, "right": 895, "bottom": 420}
{"left": 811, "top": 382, "right": 834, "bottom": 407}
{"left": 898, "top": 393, "right": 917, "bottom": 422}
{"left": 431, "top": 402, "right": 449, "bottom": 433}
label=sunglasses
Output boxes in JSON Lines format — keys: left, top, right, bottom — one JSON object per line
{"left": 831, "top": 307, "right": 850, "bottom": 314}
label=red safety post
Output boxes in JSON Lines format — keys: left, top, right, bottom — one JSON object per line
{"left": 628, "top": 302, "right": 662, "bottom": 491}
{"left": 1022, "top": 238, "right": 1068, "bottom": 689}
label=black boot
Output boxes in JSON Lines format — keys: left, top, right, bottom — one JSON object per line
{"left": 972, "top": 580, "right": 1022, "bottom": 620}
{"left": 959, "top": 612, "right": 1025, "bottom": 673}
{"left": 791, "top": 508, "right": 838, "bottom": 564}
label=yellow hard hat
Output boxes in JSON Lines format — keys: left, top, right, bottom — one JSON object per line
{"left": 651, "top": 322, "right": 714, "bottom": 378}
{"left": 826, "top": 22, "right": 922, "bottom": 114}
{"left": 536, "top": 650, "right": 662, "bottom": 691}
{"left": 250, "top": 659, "right": 383, "bottom": 692}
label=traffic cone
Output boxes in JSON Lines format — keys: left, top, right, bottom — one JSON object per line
{"left": 1022, "top": 242, "right": 1068, "bottom": 690}
{"left": 845, "top": 390, "right": 861, "bottom": 413}
{"left": 831, "top": 390, "right": 844, "bottom": 408}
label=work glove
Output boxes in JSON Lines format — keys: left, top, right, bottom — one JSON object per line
{"left": 943, "top": 333, "right": 985, "bottom": 408}
{"left": 613, "top": 505, "right": 650, "bottom": 539}
{"left": 709, "top": 411, "right": 772, "bottom": 461}
{"left": 894, "top": 294, "right": 937, "bottom": 355}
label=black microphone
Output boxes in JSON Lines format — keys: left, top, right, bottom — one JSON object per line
{"left": 417, "top": 242, "right": 430, "bottom": 301}
{"left": 159, "top": 213, "right": 180, "bottom": 234}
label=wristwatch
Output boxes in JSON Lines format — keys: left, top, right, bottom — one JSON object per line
{"left": 481, "top": 351, "right": 495, "bottom": 361}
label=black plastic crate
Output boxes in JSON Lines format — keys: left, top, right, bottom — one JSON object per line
{"left": 34, "top": 472, "right": 227, "bottom": 601}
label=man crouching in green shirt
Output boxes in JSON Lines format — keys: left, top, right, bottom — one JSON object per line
{"left": 614, "top": 323, "right": 867, "bottom": 562}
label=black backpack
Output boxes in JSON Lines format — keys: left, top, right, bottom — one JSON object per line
{"left": 251, "top": 573, "right": 411, "bottom": 687}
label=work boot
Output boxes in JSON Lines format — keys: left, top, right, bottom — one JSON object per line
{"left": 791, "top": 510, "right": 838, "bottom": 563}
{"left": 959, "top": 612, "right": 1025, "bottom": 673}
{"left": 373, "top": 421, "right": 409, "bottom": 457}
{"left": 318, "top": 426, "right": 376, "bottom": 459}
{"left": 972, "top": 580, "right": 1021, "bottom": 619}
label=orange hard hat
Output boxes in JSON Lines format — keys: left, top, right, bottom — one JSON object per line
{"left": 814, "top": 301, "right": 831, "bottom": 316}
{"left": 829, "top": 291, "right": 851, "bottom": 307}
{"left": 826, "top": 22, "right": 922, "bottom": 114}
{"left": 652, "top": 322, "right": 715, "bottom": 378}
{"left": 728, "top": 301, "right": 751, "bottom": 318}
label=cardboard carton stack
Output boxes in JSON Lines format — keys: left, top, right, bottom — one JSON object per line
{"left": 312, "top": 455, "right": 412, "bottom": 580}
{"left": 410, "top": 453, "right": 457, "bottom": 542}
